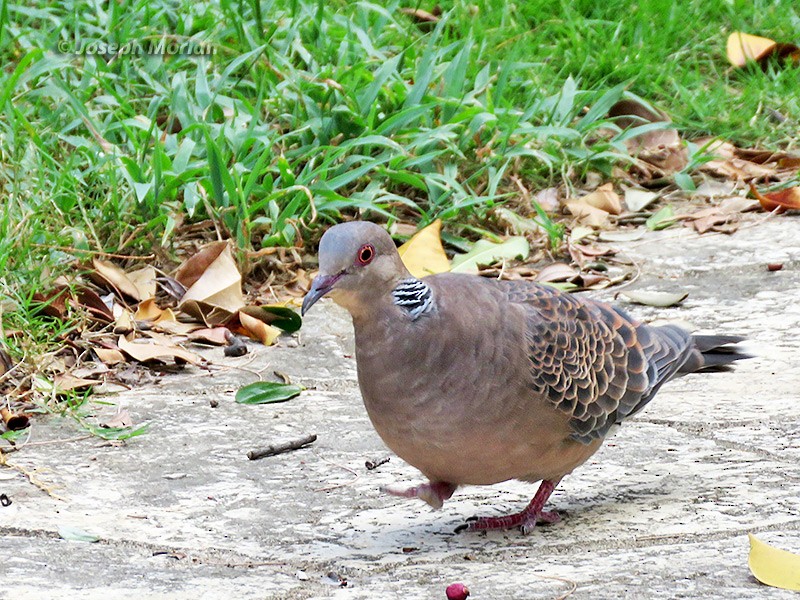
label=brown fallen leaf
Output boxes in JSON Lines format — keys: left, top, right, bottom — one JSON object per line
{"left": 399, "top": 7, "right": 440, "bottom": 26}
{"left": 134, "top": 298, "right": 163, "bottom": 321}
{"left": 535, "top": 262, "right": 579, "bottom": 283}
{"left": 32, "top": 288, "right": 69, "bottom": 319}
{"left": 113, "top": 309, "right": 134, "bottom": 335}
{"left": 698, "top": 139, "right": 777, "bottom": 181}
{"left": 91, "top": 259, "right": 143, "bottom": 301}
{"left": 94, "top": 347, "right": 126, "bottom": 365}
{"left": 53, "top": 373, "right": 100, "bottom": 393}
{"left": 608, "top": 98, "right": 688, "bottom": 174}
{"left": 176, "top": 242, "right": 245, "bottom": 325}
{"left": 101, "top": 408, "right": 133, "bottom": 429}
{"left": 121, "top": 266, "right": 157, "bottom": 300}
{"left": 733, "top": 147, "right": 800, "bottom": 167}
{"left": 566, "top": 202, "right": 609, "bottom": 228}
{"left": 188, "top": 327, "right": 231, "bottom": 346}
{"left": 689, "top": 211, "right": 737, "bottom": 234}
{"left": 749, "top": 183, "right": 800, "bottom": 213}
{"left": 117, "top": 335, "right": 204, "bottom": 365}
{"left": 580, "top": 183, "right": 622, "bottom": 215}
{"left": 726, "top": 32, "right": 800, "bottom": 68}
{"left": 71, "top": 363, "right": 110, "bottom": 380}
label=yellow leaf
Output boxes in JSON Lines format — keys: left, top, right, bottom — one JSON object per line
{"left": 727, "top": 32, "right": 776, "bottom": 67}
{"left": 748, "top": 534, "right": 800, "bottom": 591}
{"left": 239, "top": 312, "right": 281, "bottom": 346}
{"left": 397, "top": 220, "right": 451, "bottom": 278}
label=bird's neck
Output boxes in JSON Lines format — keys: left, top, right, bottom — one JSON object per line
{"left": 391, "top": 277, "right": 434, "bottom": 320}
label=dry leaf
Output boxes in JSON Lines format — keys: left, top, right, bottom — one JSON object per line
{"left": 749, "top": 184, "right": 800, "bottom": 213}
{"left": 53, "top": 373, "right": 100, "bottom": 392}
{"left": 126, "top": 266, "right": 157, "bottom": 300}
{"left": 113, "top": 309, "right": 134, "bottom": 335}
{"left": 598, "top": 229, "right": 646, "bottom": 242}
{"left": 727, "top": 32, "right": 800, "bottom": 68}
{"left": 399, "top": 7, "right": 440, "bottom": 27}
{"left": 748, "top": 534, "right": 800, "bottom": 591}
{"left": 134, "top": 298, "right": 164, "bottom": 321}
{"left": 566, "top": 201, "right": 611, "bottom": 228}
{"left": 624, "top": 188, "right": 659, "bottom": 212}
{"left": 581, "top": 184, "right": 622, "bottom": 214}
{"left": 397, "top": 219, "right": 451, "bottom": 278}
{"left": 176, "top": 242, "right": 245, "bottom": 325}
{"left": 237, "top": 312, "right": 281, "bottom": 346}
{"left": 94, "top": 347, "right": 126, "bottom": 365}
{"left": 91, "top": 259, "right": 143, "bottom": 301}
{"left": 117, "top": 335, "right": 204, "bottom": 365}
{"left": 535, "top": 263, "right": 579, "bottom": 283}
{"left": 102, "top": 408, "right": 133, "bottom": 429}
{"left": 188, "top": 327, "right": 231, "bottom": 346}
{"left": 608, "top": 98, "right": 687, "bottom": 173}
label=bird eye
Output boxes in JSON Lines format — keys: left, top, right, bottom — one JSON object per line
{"left": 357, "top": 243, "right": 375, "bottom": 265}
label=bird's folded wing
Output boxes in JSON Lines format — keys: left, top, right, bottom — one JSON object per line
{"left": 501, "top": 281, "right": 693, "bottom": 444}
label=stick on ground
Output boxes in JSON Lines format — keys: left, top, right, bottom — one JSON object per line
{"left": 247, "top": 434, "right": 317, "bottom": 460}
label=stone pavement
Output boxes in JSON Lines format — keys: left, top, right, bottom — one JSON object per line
{"left": 1, "top": 217, "right": 799, "bottom": 599}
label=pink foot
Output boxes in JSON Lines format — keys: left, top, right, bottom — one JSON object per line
{"left": 455, "top": 480, "right": 561, "bottom": 534}
{"left": 382, "top": 481, "right": 457, "bottom": 510}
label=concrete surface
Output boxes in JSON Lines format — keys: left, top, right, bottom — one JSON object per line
{"left": 1, "top": 216, "right": 799, "bottom": 599}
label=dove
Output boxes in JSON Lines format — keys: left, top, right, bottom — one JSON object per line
{"left": 301, "top": 221, "right": 748, "bottom": 533}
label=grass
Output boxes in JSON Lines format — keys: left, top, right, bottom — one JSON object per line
{"left": 0, "top": 0, "right": 798, "bottom": 425}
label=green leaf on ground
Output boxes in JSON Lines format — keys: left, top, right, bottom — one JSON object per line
{"left": 260, "top": 306, "right": 303, "bottom": 333}
{"left": 620, "top": 290, "right": 688, "bottom": 307}
{"left": 450, "top": 237, "right": 530, "bottom": 273}
{"left": 235, "top": 382, "right": 304, "bottom": 405}
{"left": 646, "top": 206, "right": 677, "bottom": 230}
{"left": 58, "top": 526, "right": 100, "bottom": 543}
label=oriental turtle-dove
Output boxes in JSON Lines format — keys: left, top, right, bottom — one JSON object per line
{"left": 302, "top": 221, "right": 749, "bottom": 533}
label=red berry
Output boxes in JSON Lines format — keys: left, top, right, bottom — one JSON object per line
{"left": 446, "top": 582, "right": 470, "bottom": 600}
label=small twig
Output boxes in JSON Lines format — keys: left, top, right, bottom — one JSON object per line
{"left": 0, "top": 450, "right": 63, "bottom": 500}
{"left": 365, "top": 456, "right": 390, "bottom": 470}
{"left": 247, "top": 434, "right": 317, "bottom": 460}
{"left": 14, "top": 434, "right": 92, "bottom": 451}
{"left": 31, "top": 243, "right": 156, "bottom": 261}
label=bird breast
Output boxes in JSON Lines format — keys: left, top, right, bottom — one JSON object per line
{"left": 351, "top": 281, "right": 586, "bottom": 485}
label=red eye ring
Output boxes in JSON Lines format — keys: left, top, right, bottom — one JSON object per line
{"left": 357, "top": 243, "right": 375, "bottom": 265}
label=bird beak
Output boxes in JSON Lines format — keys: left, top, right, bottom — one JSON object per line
{"left": 301, "top": 273, "right": 342, "bottom": 316}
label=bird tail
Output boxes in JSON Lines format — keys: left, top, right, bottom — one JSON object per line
{"left": 680, "top": 335, "right": 751, "bottom": 373}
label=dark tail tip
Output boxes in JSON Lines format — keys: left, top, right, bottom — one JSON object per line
{"left": 682, "top": 334, "right": 752, "bottom": 373}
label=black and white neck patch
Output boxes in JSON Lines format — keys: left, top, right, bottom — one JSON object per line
{"left": 392, "top": 278, "right": 433, "bottom": 320}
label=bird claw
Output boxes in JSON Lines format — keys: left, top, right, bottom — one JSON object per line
{"left": 456, "top": 510, "right": 562, "bottom": 534}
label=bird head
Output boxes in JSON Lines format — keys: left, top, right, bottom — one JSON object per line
{"left": 301, "top": 221, "right": 409, "bottom": 316}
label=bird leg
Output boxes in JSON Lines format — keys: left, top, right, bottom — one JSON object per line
{"left": 456, "top": 479, "right": 560, "bottom": 534}
{"left": 382, "top": 481, "right": 457, "bottom": 510}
